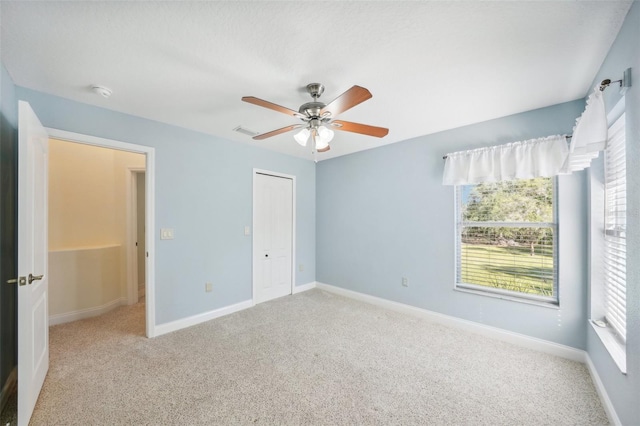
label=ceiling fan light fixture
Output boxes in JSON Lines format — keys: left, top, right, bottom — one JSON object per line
{"left": 315, "top": 140, "right": 329, "bottom": 151}
{"left": 314, "top": 127, "right": 332, "bottom": 151}
{"left": 294, "top": 128, "right": 310, "bottom": 146}
{"left": 317, "top": 125, "right": 334, "bottom": 143}
{"left": 243, "top": 83, "right": 388, "bottom": 154}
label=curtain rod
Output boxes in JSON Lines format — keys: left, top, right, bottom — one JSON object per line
{"left": 599, "top": 68, "right": 632, "bottom": 92}
{"left": 442, "top": 68, "right": 632, "bottom": 160}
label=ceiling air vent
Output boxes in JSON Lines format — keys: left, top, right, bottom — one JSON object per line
{"left": 233, "top": 126, "right": 259, "bottom": 137}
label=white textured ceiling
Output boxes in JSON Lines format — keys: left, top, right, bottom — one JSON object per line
{"left": 1, "top": 1, "right": 632, "bottom": 161}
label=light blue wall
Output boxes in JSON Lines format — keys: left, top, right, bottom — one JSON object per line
{"left": 586, "top": 2, "right": 640, "bottom": 424}
{"left": 317, "top": 99, "right": 588, "bottom": 349}
{"left": 16, "top": 87, "right": 316, "bottom": 325}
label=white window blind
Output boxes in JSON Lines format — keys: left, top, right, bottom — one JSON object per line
{"left": 455, "top": 178, "right": 558, "bottom": 302}
{"left": 604, "top": 114, "right": 626, "bottom": 341}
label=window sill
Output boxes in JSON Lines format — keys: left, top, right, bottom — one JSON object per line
{"left": 590, "top": 320, "right": 626, "bottom": 374}
{"left": 454, "top": 285, "right": 559, "bottom": 309}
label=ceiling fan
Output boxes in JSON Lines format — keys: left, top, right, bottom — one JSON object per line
{"left": 241, "top": 83, "right": 389, "bottom": 152}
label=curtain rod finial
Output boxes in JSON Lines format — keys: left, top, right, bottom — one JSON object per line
{"left": 599, "top": 79, "right": 612, "bottom": 91}
{"left": 599, "top": 68, "right": 632, "bottom": 93}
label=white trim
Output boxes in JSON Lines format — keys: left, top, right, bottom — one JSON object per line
{"left": 590, "top": 321, "right": 626, "bottom": 374}
{"left": 154, "top": 299, "right": 253, "bottom": 337}
{"left": 454, "top": 287, "right": 560, "bottom": 309}
{"left": 46, "top": 128, "right": 157, "bottom": 337}
{"left": 292, "top": 281, "right": 317, "bottom": 294}
{"left": 252, "top": 168, "right": 296, "bottom": 305}
{"left": 48, "top": 298, "right": 127, "bottom": 326}
{"left": 0, "top": 367, "right": 17, "bottom": 413}
{"left": 49, "top": 244, "right": 120, "bottom": 252}
{"left": 155, "top": 283, "right": 312, "bottom": 337}
{"left": 126, "top": 168, "right": 146, "bottom": 306}
{"left": 46, "top": 129, "right": 151, "bottom": 154}
{"left": 145, "top": 149, "right": 156, "bottom": 337}
{"left": 315, "top": 282, "right": 584, "bottom": 362}
{"left": 585, "top": 353, "right": 622, "bottom": 426}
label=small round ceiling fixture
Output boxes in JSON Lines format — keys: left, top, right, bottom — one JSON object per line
{"left": 91, "top": 85, "right": 112, "bottom": 98}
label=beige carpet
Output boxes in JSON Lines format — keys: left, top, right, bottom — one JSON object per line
{"left": 31, "top": 289, "right": 608, "bottom": 425}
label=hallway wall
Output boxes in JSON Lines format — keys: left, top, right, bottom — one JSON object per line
{"left": 48, "top": 139, "right": 145, "bottom": 323}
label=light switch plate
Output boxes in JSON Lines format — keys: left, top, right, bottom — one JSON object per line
{"left": 244, "top": 226, "right": 251, "bottom": 236}
{"left": 160, "top": 228, "right": 174, "bottom": 240}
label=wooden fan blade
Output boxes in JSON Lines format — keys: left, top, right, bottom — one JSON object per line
{"left": 242, "top": 96, "right": 303, "bottom": 118}
{"left": 253, "top": 124, "right": 303, "bottom": 140}
{"left": 331, "top": 120, "right": 389, "bottom": 138}
{"left": 317, "top": 145, "right": 331, "bottom": 153}
{"left": 320, "top": 86, "right": 372, "bottom": 117}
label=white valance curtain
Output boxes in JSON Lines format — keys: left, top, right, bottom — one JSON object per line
{"left": 562, "top": 86, "right": 607, "bottom": 172}
{"left": 442, "top": 84, "right": 609, "bottom": 185}
{"left": 442, "top": 135, "right": 568, "bottom": 185}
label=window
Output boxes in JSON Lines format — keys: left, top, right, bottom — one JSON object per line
{"left": 455, "top": 177, "right": 557, "bottom": 303}
{"left": 589, "top": 111, "right": 626, "bottom": 373}
{"left": 603, "top": 114, "right": 626, "bottom": 341}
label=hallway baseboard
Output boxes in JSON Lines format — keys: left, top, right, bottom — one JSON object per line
{"left": 49, "top": 297, "right": 127, "bottom": 326}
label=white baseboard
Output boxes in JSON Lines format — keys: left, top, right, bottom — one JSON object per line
{"left": 585, "top": 354, "right": 622, "bottom": 426}
{"left": 154, "top": 299, "right": 253, "bottom": 337}
{"left": 154, "top": 283, "right": 314, "bottom": 337}
{"left": 0, "top": 367, "right": 17, "bottom": 413}
{"left": 49, "top": 297, "right": 127, "bottom": 326}
{"left": 292, "top": 281, "right": 317, "bottom": 294}
{"left": 316, "top": 283, "right": 584, "bottom": 361}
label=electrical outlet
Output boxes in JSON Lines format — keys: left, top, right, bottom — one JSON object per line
{"left": 298, "top": 264, "right": 304, "bottom": 272}
{"left": 401, "top": 277, "right": 408, "bottom": 287}
{"left": 205, "top": 282, "right": 213, "bottom": 292}
{"left": 160, "top": 228, "right": 174, "bottom": 240}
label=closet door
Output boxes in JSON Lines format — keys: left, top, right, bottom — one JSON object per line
{"left": 253, "top": 172, "right": 293, "bottom": 304}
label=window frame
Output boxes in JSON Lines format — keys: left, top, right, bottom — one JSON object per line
{"left": 602, "top": 114, "right": 627, "bottom": 341}
{"left": 454, "top": 177, "right": 559, "bottom": 305}
{"left": 589, "top": 107, "right": 627, "bottom": 374}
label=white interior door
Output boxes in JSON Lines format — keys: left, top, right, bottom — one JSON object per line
{"left": 17, "top": 101, "right": 49, "bottom": 426}
{"left": 253, "top": 172, "right": 293, "bottom": 304}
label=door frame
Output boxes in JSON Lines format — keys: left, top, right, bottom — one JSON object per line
{"left": 127, "top": 168, "right": 146, "bottom": 305}
{"left": 252, "top": 168, "right": 296, "bottom": 305}
{"left": 46, "top": 128, "right": 157, "bottom": 338}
